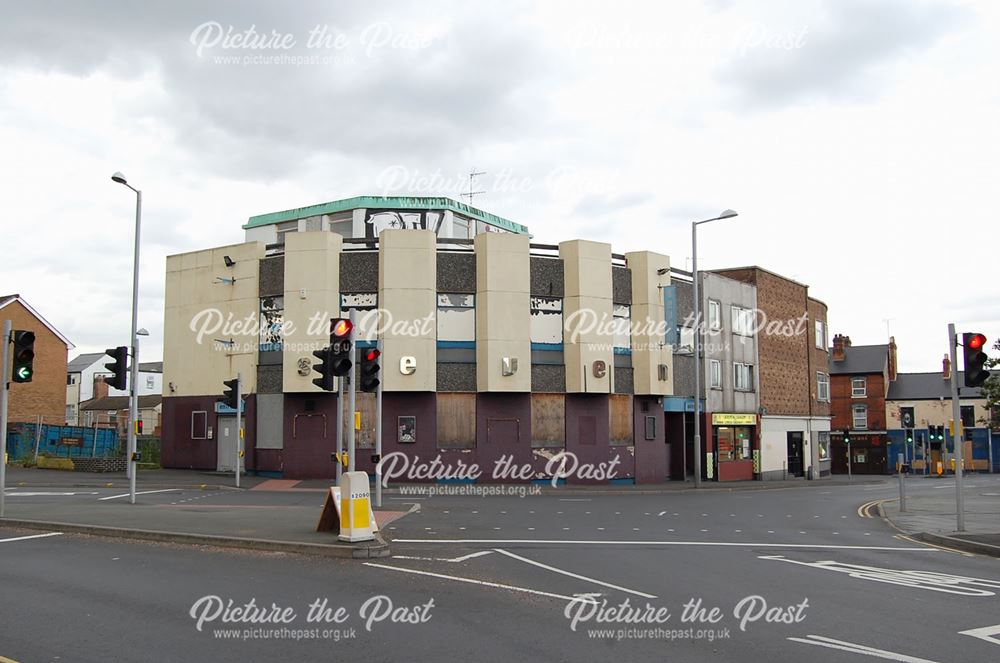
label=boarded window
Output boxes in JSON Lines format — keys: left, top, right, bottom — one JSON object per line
{"left": 609, "top": 394, "right": 633, "bottom": 446}
{"left": 341, "top": 293, "right": 379, "bottom": 342}
{"left": 530, "top": 297, "right": 563, "bottom": 346}
{"left": 437, "top": 294, "right": 475, "bottom": 342}
{"left": 531, "top": 393, "right": 565, "bottom": 448}
{"left": 191, "top": 411, "right": 208, "bottom": 440}
{"left": 437, "top": 393, "right": 476, "bottom": 448}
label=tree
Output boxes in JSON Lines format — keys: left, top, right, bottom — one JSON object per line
{"left": 977, "top": 339, "right": 1000, "bottom": 430}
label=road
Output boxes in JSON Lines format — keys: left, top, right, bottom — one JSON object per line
{"left": 2, "top": 477, "right": 1000, "bottom": 662}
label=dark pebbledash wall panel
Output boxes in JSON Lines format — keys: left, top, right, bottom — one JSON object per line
{"left": 437, "top": 363, "right": 476, "bottom": 392}
{"left": 531, "top": 364, "right": 566, "bottom": 392}
{"left": 530, "top": 257, "right": 564, "bottom": 297}
{"left": 340, "top": 252, "right": 378, "bottom": 293}
{"left": 437, "top": 253, "right": 476, "bottom": 293}
{"left": 612, "top": 266, "right": 632, "bottom": 305}
{"left": 614, "top": 366, "right": 634, "bottom": 394}
{"left": 259, "top": 256, "right": 284, "bottom": 297}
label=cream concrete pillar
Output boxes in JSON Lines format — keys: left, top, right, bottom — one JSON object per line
{"left": 282, "top": 231, "right": 343, "bottom": 392}
{"left": 560, "top": 240, "right": 614, "bottom": 393}
{"left": 626, "top": 251, "right": 672, "bottom": 396}
{"left": 380, "top": 229, "right": 436, "bottom": 391}
{"left": 476, "top": 232, "right": 531, "bottom": 391}
{"left": 163, "top": 241, "right": 264, "bottom": 397}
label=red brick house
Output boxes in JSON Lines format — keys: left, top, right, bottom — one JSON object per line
{"left": 828, "top": 334, "right": 897, "bottom": 474}
{"left": 0, "top": 294, "right": 74, "bottom": 424}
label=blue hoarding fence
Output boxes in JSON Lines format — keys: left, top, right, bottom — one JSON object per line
{"left": 3, "top": 423, "right": 119, "bottom": 461}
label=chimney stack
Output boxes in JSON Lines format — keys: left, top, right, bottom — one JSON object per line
{"left": 888, "top": 336, "right": 898, "bottom": 382}
{"left": 832, "top": 334, "right": 847, "bottom": 362}
{"left": 93, "top": 375, "right": 110, "bottom": 400}
{"left": 942, "top": 354, "right": 951, "bottom": 380}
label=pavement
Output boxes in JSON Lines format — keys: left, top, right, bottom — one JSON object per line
{"left": 879, "top": 472, "right": 1000, "bottom": 556}
{"left": 0, "top": 467, "right": 395, "bottom": 559}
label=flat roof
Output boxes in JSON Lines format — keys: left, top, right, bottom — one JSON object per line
{"left": 244, "top": 196, "right": 529, "bottom": 235}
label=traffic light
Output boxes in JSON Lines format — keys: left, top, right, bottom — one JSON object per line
{"left": 963, "top": 333, "right": 989, "bottom": 387}
{"left": 330, "top": 318, "right": 354, "bottom": 377}
{"left": 312, "top": 345, "right": 334, "bottom": 391}
{"left": 360, "top": 348, "right": 381, "bottom": 393}
{"left": 219, "top": 378, "right": 239, "bottom": 409}
{"left": 104, "top": 345, "right": 128, "bottom": 390}
{"left": 843, "top": 429, "right": 851, "bottom": 445}
{"left": 905, "top": 430, "right": 913, "bottom": 444}
{"left": 11, "top": 330, "right": 35, "bottom": 383}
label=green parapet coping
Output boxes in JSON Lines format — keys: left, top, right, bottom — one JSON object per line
{"left": 244, "top": 195, "right": 529, "bottom": 235}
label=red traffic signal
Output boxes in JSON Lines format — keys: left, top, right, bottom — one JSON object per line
{"left": 332, "top": 318, "right": 353, "bottom": 338}
{"left": 360, "top": 348, "right": 381, "bottom": 393}
{"left": 962, "top": 332, "right": 990, "bottom": 388}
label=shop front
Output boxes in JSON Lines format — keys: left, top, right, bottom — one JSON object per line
{"left": 711, "top": 413, "right": 757, "bottom": 481}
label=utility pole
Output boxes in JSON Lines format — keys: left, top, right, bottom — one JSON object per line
{"left": 235, "top": 371, "right": 242, "bottom": 489}
{"left": 948, "top": 323, "right": 965, "bottom": 532}
{"left": 375, "top": 337, "right": 383, "bottom": 508}
{"left": 0, "top": 320, "right": 11, "bottom": 518}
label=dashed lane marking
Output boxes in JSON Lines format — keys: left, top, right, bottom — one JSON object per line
{"left": 393, "top": 539, "right": 937, "bottom": 551}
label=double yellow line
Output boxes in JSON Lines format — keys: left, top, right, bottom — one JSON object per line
{"left": 856, "top": 499, "right": 881, "bottom": 518}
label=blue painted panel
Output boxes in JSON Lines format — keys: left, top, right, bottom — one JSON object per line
{"left": 663, "top": 285, "right": 677, "bottom": 345}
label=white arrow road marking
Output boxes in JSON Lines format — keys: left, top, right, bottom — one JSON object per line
{"left": 98, "top": 489, "right": 181, "bottom": 501}
{"left": 959, "top": 624, "right": 1000, "bottom": 646}
{"left": 362, "top": 562, "right": 576, "bottom": 601}
{"left": 0, "top": 532, "right": 63, "bottom": 544}
{"left": 493, "top": 548, "right": 656, "bottom": 599}
{"left": 788, "top": 635, "right": 940, "bottom": 662}
{"left": 760, "top": 556, "right": 1000, "bottom": 596}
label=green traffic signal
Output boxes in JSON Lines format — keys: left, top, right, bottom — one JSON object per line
{"left": 16, "top": 366, "right": 31, "bottom": 380}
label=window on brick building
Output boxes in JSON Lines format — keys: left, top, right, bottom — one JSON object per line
{"left": 815, "top": 320, "right": 826, "bottom": 350}
{"left": 731, "top": 306, "right": 755, "bottom": 337}
{"left": 852, "top": 378, "right": 867, "bottom": 398}
{"left": 852, "top": 404, "right": 868, "bottom": 429}
{"left": 817, "top": 372, "right": 830, "bottom": 402}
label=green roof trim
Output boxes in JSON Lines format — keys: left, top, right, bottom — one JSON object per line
{"left": 244, "top": 196, "right": 529, "bottom": 235}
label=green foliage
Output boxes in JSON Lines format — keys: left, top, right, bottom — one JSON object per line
{"left": 978, "top": 339, "right": 1000, "bottom": 429}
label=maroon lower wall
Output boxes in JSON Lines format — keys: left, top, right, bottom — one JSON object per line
{"left": 634, "top": 396, "right": 667, "bottom": 484}
{"left": 162, "top": 395, "right": 257, "bottom": 472}
{"left": 281, "top": 393, "right": 340, "bottom": 479}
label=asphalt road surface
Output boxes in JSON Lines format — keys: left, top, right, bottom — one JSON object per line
{"left": 2, "top": 477, "right": 1000, "bottom": 662}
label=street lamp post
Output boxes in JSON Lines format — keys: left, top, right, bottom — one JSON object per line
{"left": 112, "top": 171, "right": 142, "bottom": 505}
{"left": 692, "top": 209, "right": 738, "bottom": 488}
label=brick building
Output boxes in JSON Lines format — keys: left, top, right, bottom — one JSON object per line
{"left": 713, "top": 268, "right": 832, "bottom": 479}
{"left": 828, "top": 335, "right": 896, "bottom": 474}
{"left": 1, "top": 294, "right": 74, "bottom": 424}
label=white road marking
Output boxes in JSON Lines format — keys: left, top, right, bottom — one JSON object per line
{"left": 445, "top": 550, "right": 495, "bottom": 563}
{"left": 98, "top": 489, "right": 180, "bottom": 501}
{"left": 493, "top": 548, "right": 656, "bottom": 598}
{"left": 657, "top": 511, "right": 667, "bottom": 516}
{"left": 0, "top": 532, "right": 63, "bottom": 544}
{"left": 4, "top": 492, "right": 99, "bottom": 497}
{"left": 788, "top": 634, "right": 940, "bottom": 662}
{"left": 958, "top": 624, "right": 1000, "bottom": 646}
{"left": 558, "top": 498, "right": 591, "bottom": 502}
{"left": 362, "top": 562, "right": 576, "bottom": 601}
{"left": 760, "top": 556, "right": 1000, "bottom": 596}
{"left": 394, "top": 539, "right": 936, "bottom": 551}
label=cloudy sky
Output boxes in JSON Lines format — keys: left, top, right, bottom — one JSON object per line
{"left": 1, "top": 0, "right": 996, "bottom": 372}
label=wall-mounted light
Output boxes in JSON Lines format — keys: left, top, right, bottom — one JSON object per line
{"left": 223, "top": 255, "right": 235, "bottom": 267}
{"left": 168, "top": 382, "right": 177, "bottom": 393}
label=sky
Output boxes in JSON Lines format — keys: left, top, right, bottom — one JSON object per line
{"left": 1, "top": 0, "right": 997, "bottom": 373}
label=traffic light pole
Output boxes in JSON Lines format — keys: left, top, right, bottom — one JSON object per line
{"left": 235, "top": 372, "right": 242, "bottom": 489}
{"left": 335, "top": 374, "right": 344, "bottom": 483}
{"left": 375, "top": 338, "right": 383, "bottom": 508}
{"left": 0, "top": 319, "right": 11, "bottom": 518}
{"left": 347, "top": 309, "right": 357, "bottom": 473}
{"left": 948, "top": 323, "right": 966, "bottom": 532}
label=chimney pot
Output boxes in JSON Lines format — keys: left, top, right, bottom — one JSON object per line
{"left": 943, "top": 354, "right": 952, "bottom": 380}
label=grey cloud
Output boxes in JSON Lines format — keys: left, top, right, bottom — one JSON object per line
{"left": 572, "top": 191, "right": 654, "bottom": 217}
{"left": 715, "top": 0, "right": 966, "bottom": 108}
{"left": 0, "top": 1, "right": 559, "bottom": 180}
